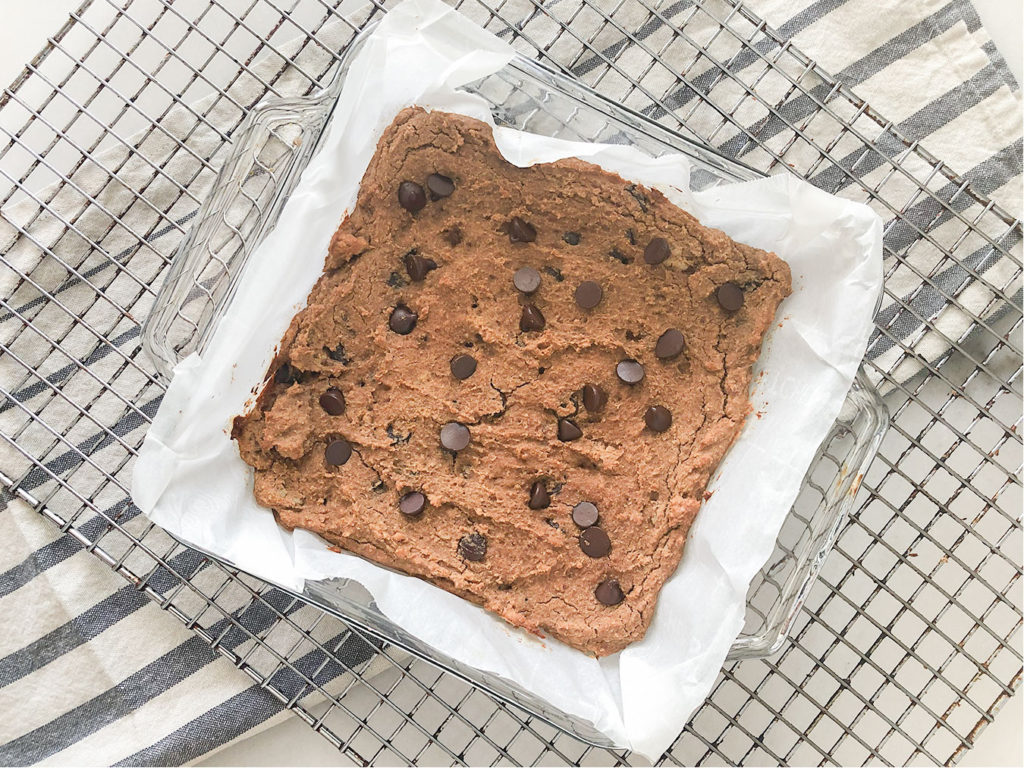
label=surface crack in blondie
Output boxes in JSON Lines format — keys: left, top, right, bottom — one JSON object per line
{"left": 480, "top": 378, "right": 530, "bottom": 423}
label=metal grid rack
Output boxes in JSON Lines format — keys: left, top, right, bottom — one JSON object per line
{"left": 0, "top": 0, "right": 1020, "bottom": 764}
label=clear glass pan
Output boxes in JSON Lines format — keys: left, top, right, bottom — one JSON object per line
{"left": 142, "top": 24, "right": 888, "bottom": 748}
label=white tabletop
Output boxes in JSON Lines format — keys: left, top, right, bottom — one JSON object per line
{"left": 0, "top": 1, "right": 1019, "bottom": 765}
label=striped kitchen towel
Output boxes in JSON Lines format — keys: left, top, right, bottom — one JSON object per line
{"left": 745, "top": 0, "right": 1021, "bottom": 381}
{"left": 0, "top": 0, "right": 1019, "bottom": 764}
{"left": 0, "top": 500, "right": 390, "bottom": 765}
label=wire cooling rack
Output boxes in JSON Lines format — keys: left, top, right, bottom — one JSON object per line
{"left": 0, "top": 0, "right": 1020, "bottom": 764}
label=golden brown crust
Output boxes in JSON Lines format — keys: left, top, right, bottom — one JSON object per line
{"left": 232, "top": 107, "right": 791, "bottom": 656}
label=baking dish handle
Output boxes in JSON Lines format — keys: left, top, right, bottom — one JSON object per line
{"left": 141, "top": 89, "right": 339, "bottom": 381}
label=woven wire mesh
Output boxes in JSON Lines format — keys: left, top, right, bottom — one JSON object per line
{"left": 0, "top": 0, "right": 1020, "bottom": 764}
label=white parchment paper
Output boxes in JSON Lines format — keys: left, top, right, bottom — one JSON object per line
{"left": 132, "top": 0, "right": 883, "bottom": 756}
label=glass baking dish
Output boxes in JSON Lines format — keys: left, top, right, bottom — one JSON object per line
{"left": 141, "top": 24, "right": 888, "bottom": 748}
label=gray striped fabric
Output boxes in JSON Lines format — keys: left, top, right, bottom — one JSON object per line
{"left": 1, "top": 0, "right": 1020, "bottom": 764}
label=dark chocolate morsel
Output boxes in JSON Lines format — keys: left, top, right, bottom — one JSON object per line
{"left": 616, "top": 359, "right": 645, "bottom": 385}
{"left": 557, "top": 419, "right": 583, "bottom": 442}
{"left": 644, "top": 237, "right": 671, "bottom": 265}
{"left": 655, "top": 328, "right": 685, "bottom": 360}
{"left": 520, "top": 304, "right": 546, "bottom": 332}
{"left": 574, "top": 280, "right": 603, "bottom": 309}
{"left": 325, "top": 439, "right": 352, "bottom": 466}
{"left": 508, "top": 217, "right": 537, "bottom": 243}
{"left": 580, "top": 526, "right": 611, "bottom": 558}
{"left": 563, "top": 232, "right": 580, "bottom": 245}
{"left": 274, "top": 363, "right": 298, "bottom": 385}
{"left": 450, "top": 354, "right": 477, "bottom": 380}
{"left": 595, "top": 578, "right": 625, "bottom": 605}
{"left": 319, "top": 387, "right": 346, "bottom": 416}
{"left": 582, "top": 384, "right": 607, "bottom": 413}
{"left": 389, "top": 305, "right": 418, "bottom": 334}
{"left": 404, "top": 252, "right": 437, "bottom": 282}
{"left": 459, "top": 532, "right": 487, "bottom": 561}
{"left": 717, "top": 282, "right": 745, "bottom": 312}
{"left": 398, "top": 181, "right": 426, "bottom": 212}
{"left": 513, "top": 267, "right": 542, "bottom": 295}
{"left": 528, "top": 480, "right": 550, "bottom": 510}
{"left": 572, "top": 501, "right": 599, "bottom": 528}
{"left": 440, "top": 422, "right": 471, "bottom": 452}
{"left": 399, "top": 491, "right": 426, "bottom": 517}
{"left": 426, "top": 173, "right": 455, "bottom": 199}
{"left": 645, "top": 405, "right": 673, "bottom": 433}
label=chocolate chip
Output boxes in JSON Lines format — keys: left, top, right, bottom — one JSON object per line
{"left": 427, "top": 173, "right": 454, "bottom": 199}
{"left": 274, "top": 363, "right": 298, "bottom": 385}
{"left": 645, "top": 405, "right": 672, "bottom": 432}
{"left": 644, "top": 237, "right": 671, "bottom": 265}
{"left": 443, "top": 226, "right": 463, "bottom": 246}
{"left": 458, "top": 532, "right": 487, "bottom": 561}
{"left": 399, "top": 491, "right": 426, "bottom": 517}
{"left": 325, "top": 439, "right": 351, "bottom": 466}
{"left": 389, "top": 305, "right": 418, "bottom": 334}
{"left": 387, "top": 270, "right": 407, "bottom": 288}
{"left": 572, "top": 501, "right": 599, "bottom": 528}
{"left": 616, "top": 359, "right": 645, "bottom": 385}
{"left": 574, "top": 281, "right": 603, "bottom": 309}
{"left": 513, "top": 267, "right": 542, "bottom": 295}
{"left": 595, "top": 578, "right": 624, "bottom": 606}
{"left": 580, "top": 526, "right": 611, "bottom": 558}
{"left": 450, "top": 354, "right": 477, "bottom": 380}
{"left": 520, "top": 304, "right": 546, "bottom": 332}
{"left": 326, "top": 344, "right": 347, "bottom": 363}
{"left": 563, "top": 232, "right": 581, "bottom": 246}
{"left": 404, "top": 252, "right": 437, "bottom": 282}
{"left": 557, "top": 418, "right": 583, "bottom": 442}
{"left": 319, "top": 387, "right": 346, "bottom": 416}
{"left": 440, "top": 422, "right": 471, "bottom": 452}
{"left": 717, "top": 282, "right": 744, "bottom": 311}
{"left": 398, "top": 181, "right": 426, "bottom": 212}
{"left": 582, "top": 384, "right": 607, "bottom": 413}
{"left": 528, "top": 480, "right": 550, "bottom": 509}
{"left": 508, "top": 217, "right": 537, "bottom": 243}
{"left": 609, "top": 248, "right": 632, "bottom": 265}
{"left": 655, "top": 328, "right": 685, "bottom": 360}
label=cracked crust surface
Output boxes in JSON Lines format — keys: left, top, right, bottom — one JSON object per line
{"left": 232, "top": 107, "right": 791, "bottom": 656}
